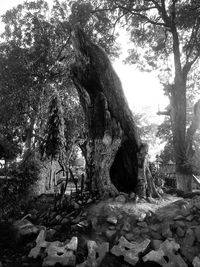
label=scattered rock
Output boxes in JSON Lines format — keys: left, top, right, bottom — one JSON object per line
{"left": 115, "top": 195, "right": 126, "bottom": 203}
{"left": 45, "top": 229, "right": 57, "bottom": 241}
{"left": 61, "top": 218, "right": 70, "bottom": 225}
{"left": 176, "top": 227, "right": 185, "bottom": 237}
{"left": 106, "top": 216, "right": 118, "bottom": 225}
{"left": 125, "top": 233, "right": 135, "bottom": 241}
{"left": 161, "top": 221, "right": 173, "bottom": 238}
{"left": 180, "top": 245, "right": 199, "bottom": 263}
{"left": 77, "top": 220, "right": 90, "bottom": 228}
{"left": 137, "top": 212, "right": 146, "bottom": 222}
{"left": 122, "top": 221, "right": 131, "bottom": 232}
{"left": 87, "top": 198, "right": 93, "bottom": 204}
{"left": 181, "top": 205, "right": 191, "bottom": 216}
{"left": 105, "top": 229, "right": 117, "bottom": 240}
{"left": 149, "top": 224, "right": 160, "bottom": 232}
{"left": 55, "top": 215, "right": 62, "bottom": 222}
{"left": 186, "top": 215, "right": 194, "bottom": 221}
{"left": 149, "top": 230, "right": 162, "bottom": 240}
{"left": 194, "top": 225, "right": 200, "bottom": 242}
{"left": 129, "top": 192, "right": 136, "bottom": 199}
{"left": 174, "top": 215, "right": 185, "bottom": 220}
{"left": 175, "top": 220, "right": 185, "bottom": 227}
{"left": 183, "top": 228, "right": 195, "bottom": 246}
{"left": 137, "top": 222, "right": 148, "bottom": 228}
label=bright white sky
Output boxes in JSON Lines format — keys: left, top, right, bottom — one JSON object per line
{"left": 0, "top": 0, "right": 169, "bottom": 158}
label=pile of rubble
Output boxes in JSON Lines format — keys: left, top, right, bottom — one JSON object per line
{"left": 2, "top": 193, "right": 200, "bottom": 266}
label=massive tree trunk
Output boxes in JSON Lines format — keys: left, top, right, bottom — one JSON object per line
{"left": 71, "top": 26, "right": 140, "bottom": 197}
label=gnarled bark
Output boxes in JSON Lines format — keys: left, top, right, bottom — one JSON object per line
{"left": 175, "top": 99, "right": 200, "bottom": 192}
{"left": 71, "top": 26, "right": 157, "bottom": 197}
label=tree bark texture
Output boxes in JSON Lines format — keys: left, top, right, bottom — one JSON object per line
{"left": 71, "top": 26, "right": 140, "bottom": 196}
{"left": 170, "top": 77, "right": 200, "bottom": 192}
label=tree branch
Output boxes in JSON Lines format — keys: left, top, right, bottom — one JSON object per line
{"left": 116, "top": 4, "right": 169, "bottom": 27}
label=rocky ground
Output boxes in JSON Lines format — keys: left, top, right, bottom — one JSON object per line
{"left": 1, "top": 192, "right": 200, "bottom": 267}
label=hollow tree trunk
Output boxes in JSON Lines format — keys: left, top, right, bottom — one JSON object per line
{"left": 71, "top": 26, "right": 141, "bottom": 197}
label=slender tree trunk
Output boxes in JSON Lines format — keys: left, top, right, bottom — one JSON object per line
{"left": 170, "top": 27, "right": 193, "bottom": 193}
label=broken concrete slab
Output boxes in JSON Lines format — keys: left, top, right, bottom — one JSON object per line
{"left": 43, "top": 237, "right": 78, "bottom": 267}
{"left": 193, "top": 256, "right": 200, "bottom": 267}
{"left": 144, "top": 239, "right": 187, "bottom": 267}
{"left": 111, "top": 236, "right": 150, "bottom": 265}
{"left": 77, "top": 240, "right": 109, "bottom": 267}
{"left": 13, "top": 218, "right": 39, "bottom": 238}
{"left": 28, "top": 229, "right": 48, "bottom": 258}
{"left": 143, "top": 249, "right": 167, "bottom": 265}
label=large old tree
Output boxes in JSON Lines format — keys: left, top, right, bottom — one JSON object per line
{"left": 71, "top": 27, "right": 141, "bottom": 197}
{"left": 90, "top": 0, "right": 200, "bottom": 193}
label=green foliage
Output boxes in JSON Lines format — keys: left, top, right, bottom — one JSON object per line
{"left": 9, "top": 153, "right": 41, "bottom": 195}
{"left": 0, "top": 152, "right": 41, "bottom": 219}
